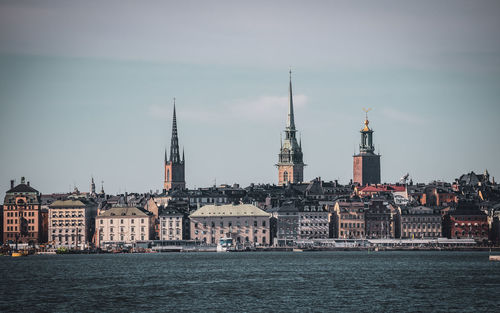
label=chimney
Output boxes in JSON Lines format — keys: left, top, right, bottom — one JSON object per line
{"left": 21, "top": 176, "right": 26, "bottom": 184}
{"left": 10, "top": 180, "right": 14, "bottom": 189}
{"left": 27, "top": 181, "right": 30, "bottom": 187}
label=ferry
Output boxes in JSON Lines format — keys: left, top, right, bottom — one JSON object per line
{"left": 217, "top": 237, "right": 233, "bottom": 252}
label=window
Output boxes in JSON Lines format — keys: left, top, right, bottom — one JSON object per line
{"left": 283, "top": 171, "right": 289, "bottom": 182}
{"left": 262, "top": 221, "right": 266, "bottom": 227}
{"left": 121, "top": 219, "right": 124, "bottom": 224}
{"left": 100, "top": 220, "right": 103, "bottom": 225}
{"left": 131, "top": 219, "right": 134, "bottom": 224}
{"left": 110, "top": 219, "right": 113, "bottom": 224}
{"left": 141, "top": 219, "right": 144, "bottom": 224}
{"left": 254, "top": 221, "right": 257, "bottom": 227}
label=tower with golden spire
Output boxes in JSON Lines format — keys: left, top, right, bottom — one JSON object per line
{"left": 276, "top": 70, "right": 305, "bottom": 185}
{"left": 353, "top": 108, "right": 381, "bottom": 185}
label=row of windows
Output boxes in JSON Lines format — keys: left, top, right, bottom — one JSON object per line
{"left": 403, "top": 223, "right": 441, "bottom": 229}
{"left": 53, "top": 229, "right": 81, "bottom": 233}
{"left": 301, "top": 223, "right": 328, "bottom": 227}
{"left": 195, "top": 220, "right": 266, "bottom": 228}
{"left": 99, "top": 218, "right": 145, "bottom": 225}
{"left": 52, "top": 214, "right": 84, "bottom": 218}
{"left": 340, "top": 222, "right": 364, "bottom": 228}
{"left": 102, "top": 226, "right": 146, "bottom": 233}
{"left": 100, "top": 235, "right": 145, "bottom": 241}
{"left": 341, "top": 214, "right": 363, "bottom": 220}
{"left": 403, "top": 232, "right": 441, "bottom": 237}
{"left": 52, "top": 235, "right": 83, "bottom": 241}
{"left": 195, "top": 229, "right": 265, "bottom": 235}
{"left": 454, "top": 231, "right": 486, "bottom": 236}
{"left": 340, "top": 230, "right": 364, "bottom": 236}
{"left": 195, "top": 236, "right": 267, "bottom": 244}
{"left": 301, "top": 215, "right": 327, "bottom": 219}
{"left": 402, "top": 217, "right": 440, "bottom": 222}
{"left": 300, "top": 231, "right": 327, "bottom": 235}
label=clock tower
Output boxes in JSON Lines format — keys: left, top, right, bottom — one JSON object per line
{"left": 276, "top": 71, "right": 305, "bottom": 185}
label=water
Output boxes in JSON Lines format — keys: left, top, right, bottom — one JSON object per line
{"left": 1, "top": 252, "right": 499, "bottom": 312}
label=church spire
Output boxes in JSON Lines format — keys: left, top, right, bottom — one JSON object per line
{"left": 169, "top": 98, "right": 181, "bottom": 163}
{"left": 287, "top": 69, "right": 296, "bottom": 130}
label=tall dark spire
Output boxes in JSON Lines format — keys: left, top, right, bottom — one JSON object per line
{"left": 287, "top": 69, "right": 296, "bottom": 130}
{"left": 169, "top": 98, "right": 181, "bottom": 163}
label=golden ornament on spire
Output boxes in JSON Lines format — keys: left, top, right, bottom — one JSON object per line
{"left": 362, "top": 108, "right": 371, "bottom": 131}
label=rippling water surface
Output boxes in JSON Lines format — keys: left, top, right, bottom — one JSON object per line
{"left": 1, "top": 251, "right": 499, "bottom": 312}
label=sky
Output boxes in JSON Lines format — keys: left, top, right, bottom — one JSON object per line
{"left": 1, "top": 0, "right": 499, "bottom": 196}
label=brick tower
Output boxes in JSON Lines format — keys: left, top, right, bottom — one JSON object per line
{"left": 164, "top": 99, "right": 185, "bottom": 191}
{"left": 276, "top": 70, "right": 305, "bottom": 185}
{"left": 353, "top": 109, "right": 381, "bottom": 186}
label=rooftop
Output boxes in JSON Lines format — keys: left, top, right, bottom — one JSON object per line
{"left": 190, "top": 204, "right": 270, "bottom": 218}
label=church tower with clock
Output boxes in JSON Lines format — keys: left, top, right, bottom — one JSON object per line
{"left": 276, "top": 71, "right": 305, "bottom": 185}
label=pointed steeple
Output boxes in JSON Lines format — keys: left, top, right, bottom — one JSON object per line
{"left": 287, "top": 69, "right": 296, "bottom": 130}
{"left": 164, "top": 148, "right": 168, "bottom": 164}
{"left": 182, "top": 147, "right": 185, "bottom": 163}
{"left": 169, "top": 98, "right": 181, "bottom": 163}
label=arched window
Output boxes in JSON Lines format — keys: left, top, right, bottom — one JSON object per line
{"left": 166, "top": 169, "right": 170, "bottom": 182}
{"left": 283, "top": 171, "right": 289, "bottom": 182}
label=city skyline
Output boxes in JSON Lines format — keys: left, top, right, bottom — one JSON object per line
{"left": 1, "top": 1, "right": 500, "bottom": 196}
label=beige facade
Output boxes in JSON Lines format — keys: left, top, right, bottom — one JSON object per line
{"left": 48, "top": 200, "right": 95, "bottom": 249}
{"left": 96, "top": 207, "right": 153, "bottom": 248}
{"left": 160, "top": 213, "right": 184, "bottom": 241}
{"left": 333, "top": 201, "right": 366, "bottom": 239}
{"left": 190, "top": 204, "right": 270, "bottom": 246}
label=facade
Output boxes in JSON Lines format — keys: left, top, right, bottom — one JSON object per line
{"left": 298, "top": 202, "right": 329, "bottom": 239}
{"left": 190, "top": 204, "right": 270, "bottom": 246}
{"left": 159, "top": 200, "right": 190, "bottom": 241}
{"left": 277, "top": 71, "right": 305, "bottom": 185}
{"left": 274, "top": 201, "right": 300, "bottom": 245}
{"left": 48, "top": 200, "right": 96, "bottom": 249}
{"left": 353, "top": 111, "right": 381, "bottom": 186}
{"left": 443, "top": 207, "right": 488, "bottom": 242}
{"left": 3, "top": 178, "right": 43, "bottom": 244}
{"left": 96, "top": 207, "right": 153, "bottom": 248}
{"left": 365, "top": 200, "right": 395, "bottom": 239}
{"left": 332, "top": 201, "right": 366, "bottom": 239}
{"left": 397, "top": 206, "right": 442, "bottom": 239}
{"left": 164, "top": 100, "right": 186, "bottom": 191}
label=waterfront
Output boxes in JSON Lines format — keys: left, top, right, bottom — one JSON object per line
{"left": 1, "top": 252, "right": 500, "bottom": 312}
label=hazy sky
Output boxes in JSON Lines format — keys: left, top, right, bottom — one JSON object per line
{"left": 1, "top": 0, "right": 499, "bottom": 196}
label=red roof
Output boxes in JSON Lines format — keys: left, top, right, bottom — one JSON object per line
{"left": 359, "top": 185, "right": 405, "bottom": 193}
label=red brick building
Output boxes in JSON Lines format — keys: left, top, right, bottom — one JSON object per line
{"left": 443, "top": 202, "right": 488, "bottom": 242}
{"left": 353, "top": 110, "right": 381, "bottom": 186}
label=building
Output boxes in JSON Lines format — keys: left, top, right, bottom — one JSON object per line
{"left": 48, "top": 199, "right": 97, "bottom": 249}
{"left": 189, "top": 204, "right": 270, "bottom": 246}
{"left": 96, "top": 207, "right": 153, "bottom": 248}
{"left": 353, "top": 110, "right": 381, "bottom": 186}
{"left": 273, "top": 201, "right": 300, "bottom": 246}
{"left": 159, "top": 200, "right": 190, "bottom": 241}
{"left": 3, "top": 178, "right": 43, "bottom": 245}
{"left": 397, "top": 206, "right": 442, "bottom": 239}
{"left": 331, "top": 201, "right": 366, "bottom": 239}
{"left": 164, "top": 99, "right": 186, "bottom": 191}
{"left": 298, "top": 201, "right": 329, "bottom": 239}
{"left": 277, "top": 71, "right": 305, "bottom": 185}
{"left": 365, "top": 199, "right": 395, "bottom": 238}
{"left": 443, "top": 202, "right": 489, "bottom": 242}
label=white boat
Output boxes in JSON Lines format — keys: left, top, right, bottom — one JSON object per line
{"left": 217, "top": 237, "right": 233, "bottom": 252}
